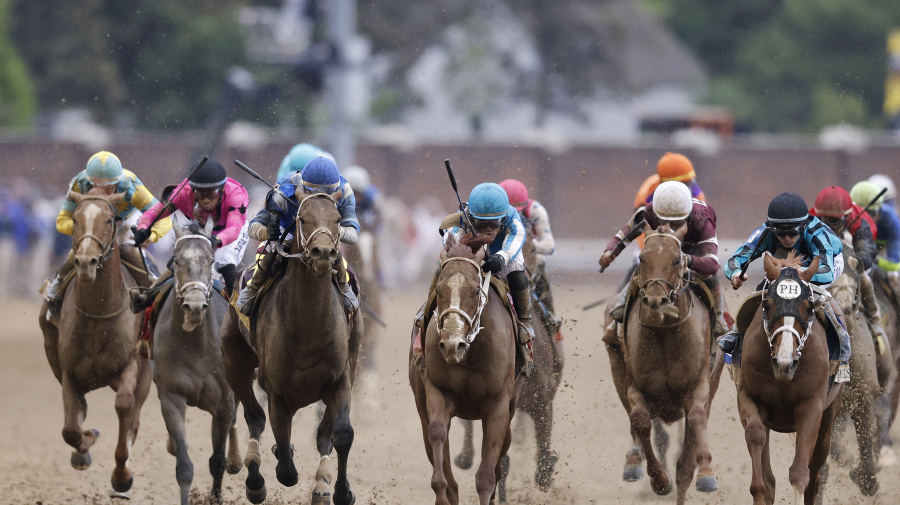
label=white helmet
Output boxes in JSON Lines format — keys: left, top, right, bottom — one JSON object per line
{"left": 652, "top": 181, "right": 693, "bottom": 220}
{"left": 868, "top": 174, "right": 897, "bottom": 200}
{"left": 343, "top": 165, "right": 371, "bottom": 192}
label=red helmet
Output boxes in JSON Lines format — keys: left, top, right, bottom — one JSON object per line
{"left": 499, "top": 179, "right": 529, "bottom": 211}
{"left": 813, "top": 186, "right": 852, "bottom": 217}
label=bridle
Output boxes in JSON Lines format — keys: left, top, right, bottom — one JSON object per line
{"left": 172, "top": 234, "right": 213, "bottom": 302}
{"left": 761, "top": 273, "right": 816, "bottom": 360}
{"left": 638, "top": 232, "right": 689, "bottom": 307}
{"left": 275, "top": 193, "right": 341, "bottom": 267}
{"left": 434, "top": 255, "right": 491, "bottom": 345}
{"left": 72, "top": 195, "right": 118, "bottom": 265}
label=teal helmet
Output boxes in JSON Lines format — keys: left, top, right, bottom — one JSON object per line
{"left": 467, "top": 183, "right": 510, "bottom": 220}
{"left": 276, "top": 143, "right": 334, "bottom": 180}
{"left": 85, "top": 151, "right": 123, "bottom": 185}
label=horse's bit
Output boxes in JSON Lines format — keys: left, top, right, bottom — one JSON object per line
{"left": 434, "top": 256, "right": 491, "bottom": 345}
{"left": 72, "top": 195, "right": 118, "bottom": 265}
{"left": 172, "top": 234, "right": 213, "bottom": 301}
{"left": 275, "top": 193, "right": 340, "bottom": 267}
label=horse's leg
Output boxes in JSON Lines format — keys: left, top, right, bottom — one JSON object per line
{"left": 805, "top": 398, "right": 841, "bottom": 505}
{"left": 129, "top": 356, "right": 152, "bottom": 444}
{"left": 876, "top": 391, "right": 899, "bottom": 466}
{"left": 60, "top": 375, "right": 98, "bottom": 468}
{"left": 848, "top": 391, "right": 879, "bottom": 496}
{"left": 738, "top": 390, "right": 769, "bottom": 505}
{"left": 652, "top": 418, "right": 670, "bottom": 470}
{"left": 326, "top": 373, "right": 355, "bottom": 505}
{"left": 208, "top": 396, "right": 235, "bottom": 504}
{"left": 761, "top": 428, "right": 776, "bottom": 505}
{"left": 312, "top": 394, "right": 337, "bottom": 504}
{"left": 455, "top": 419, "right": 475, "bottom": 470}
{"left": 109, "top": 358, "right": 141, "bottom": 497}
{"left": 475, "top": 399, "right": 511, "bottom": 505}
{"left": 493, "top": 425, "right": 512, "bottom": 503}
{"left": 226, "top": 396, "right": 243, "bottom": 475}
{"left": 605, "top": 331, "right": 643, "bottom": 480}
{"left": 531, "top": 403, "right": 558, "bottom": 491}
{"left": 442, "top": 424, "right": 460, "bottom": 505}
{"left": 39, "top": 309, "right": 62, "bottom": 382}
{"left": 159, "top": 393, "right": 193, "bottom": 505}
{"left": 268, "top": 393, "right": 299, "bottom": 487}
{"left": 828, "top": 412, "right": 849, "bottom": 464}
{"left": 424, "top": 381, "right": 454, "bottom": 505}
{"left": 788, "top": 398, "right": 825, "bottom": 502}
{"left": 628, "top": 386, "right": 670, "bottom": 495}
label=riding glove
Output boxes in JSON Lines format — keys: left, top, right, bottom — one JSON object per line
{"left": 266, "top": 220, "right": 282, "bottom": 241}
{"left": 211, "top": 234, "right": 223, "bottom": 249}
{"left": 482, "top": 254, "right": 505, "bottom": 274}
{"left": 132, "top": 227, "right": 152, "bottom": 247}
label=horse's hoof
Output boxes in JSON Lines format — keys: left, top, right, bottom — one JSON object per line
{"left": 311, "top": 491, "right": 331, "bottom": 504}
{"left": 879, "top": 446, "right": 898, "bottom": 467}
{"left": 850, "top": 466, "right": 879, "bottom": 496}
{"left": 109, "top": 489, "right": 132, "bottom": 500}
{"left": 275, "top": 463, "right": 299, "bottom": 487}
{"left": 111, "top": 474, "right": 134, "bottom": 493}
{"left": 455, "top": 453, "right": 474, "bottom": 470}
{"left": 329, "top": 490, "right": 355, "bottom": 505}
{"left": 70, "top": 451, "right": 92, "bottom": 470}
{"left": 651, "top": 471, "right": 673, "bottom": 495}
{"left": 246, "top": 484, "right": 267, "bottom": 504}
{"left": 226, "top": 462, "right": 243, "bottom": 475}
{"left": 623, "top": 464, "right": 643, "bottom": 482}
{"left": 696, "top": 475, "right": 719, "bottom": 493}
{"left": 536, "top": 450, "right": 559, "bottom": 491}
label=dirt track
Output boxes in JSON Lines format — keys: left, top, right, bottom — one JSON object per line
{"left": 2, "top": 278, "right": 899, "bottom": 505}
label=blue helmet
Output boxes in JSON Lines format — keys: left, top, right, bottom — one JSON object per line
{"left": 467, "top": 183, "right": 509, "bottom": 220}
{"left": 299, "top": 157, "right": 341, "bottom": 193}
{"left": 277, "top": 143, "right": 333, "bottom": 180}
{"left": 85, "top": 151, "right": 123, "bottom": 185}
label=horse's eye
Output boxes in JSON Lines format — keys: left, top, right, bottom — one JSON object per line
{"left": 673, "top": 258, "right": 681, "bottom": 266}
{"left": 299, "top": 218, "right": 305, "bottom": 225}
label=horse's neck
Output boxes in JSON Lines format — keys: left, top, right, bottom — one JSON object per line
{"left": 74, "top": 245, "right": 125, "bottom": 309}
{"left": 282, "top": 258, "right": 338, "bottom": 329}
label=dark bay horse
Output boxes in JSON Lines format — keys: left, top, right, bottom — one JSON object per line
{"left": 871, "top": 267, "right": 900, "bottom": 466}
{"left": 409, "top": 236, "right": 524, "bottom": 505}
{"left": 152, "top": 220, "right": 242, "bottom": 504}
{"left": 827, "top": 252, "right": 881, "bottom": 495}
{"left": 37, "top": 188, "right": 152, "bottom": 499}
{"left": 221, "top": 193, "right": 362, "bottom": 505}
{"left": 611, "top": 224, "right": 717, "bottom": 505}
{"left": 454, "top": 233, "right": 564, "bottom": 501}
{"left": 738, "top": 252, "right": 841, "bottom": 505}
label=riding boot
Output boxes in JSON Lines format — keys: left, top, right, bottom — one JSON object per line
{"left": 510, "top": 287, "right": 536, "bottom": 377}
{"left": 42, "top": 250, "right": 76, "bottom": 319}
{"left": 414, "top": 267, "right": 442, "bottom": 330}
{"left": 717, "top": 329, "right": 742, "bottom": 355}
{"left": 822, "top": 297, "right": 852, "bottom": 382}
{"left": 609, "top": 282, "right": 630, "bottom": 323}
{"left": 119, "top": 244, "right": 152, "bottom": 288}
{"left": 702, "top": 275, "right": 731, "bottom": 338}
{"left": 236, "top": 252, "right": 275, "bottom": 316}
{"left": 129, "top": 269, "right": 173, "bottom": 314}
{"left": 333, "top": 254, "right": 359, "bottom": 315}
{"left": 217, "top": 263, "right": 237, "bottom": 298}
{"left": 860, "top": 271, "right": 887, "bottom": 355}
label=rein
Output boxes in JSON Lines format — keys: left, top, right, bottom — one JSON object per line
{"left": 275, "top": 193, "right": 340, "bottom": 267}
{"left": 761, "top": 277, "right": 816, "bottom": 359}
{"left": 72, "top": 195, "right": 118, "bottom": 265}
{"left": 173, "top": 234, "right": 213, "bottom": 301}
{"left": 637, "top": 232, "right": 691, "bottom": 327}
{"left": 434, "top": 255, "right": 491, "bottom": 345}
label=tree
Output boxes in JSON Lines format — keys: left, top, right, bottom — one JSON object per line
{"left": 0, "top": 0, "right": 35, "bottom": 126}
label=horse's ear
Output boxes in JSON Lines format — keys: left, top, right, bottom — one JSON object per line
{"left": 203, "top": 218, "right": 214, "bottom": 237}
{"left": 674, "top": 222, "right": 688, "bottom": 240}
{"left": 474, "top": 246, "right": 486, "bottom": 263}
{"left": 763, "top": 251, "right": 781, "bottom": 281}
{"left": 107, "top": 192, "right": 126, "bottom": 207}
{"left": 173, "top": 221, "right": 184, "bottom": 239}
{"left": 642, "top": 222, "right": 653, "bottom": 235}
{"left": 800, "top": 255, "right": 820, "bottom": 283}
{"left": 67, "top": 190, "right": 83, "bottom": 205}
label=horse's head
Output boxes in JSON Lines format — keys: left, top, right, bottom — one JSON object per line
{"left": 434, "top": 235, "right": 488, "bottom": 364}
{"left": 294, "top": 193, "right": 341, "bottom": 276}
{"left": 637, "top": 223, "right": 688, "bottom": 323}
{"left": 172, "top": 220, "right": 215, "bottom": 331}
{"left": 762, "top": 251, "right": 819, "bottom": 381}
{"left": 68, "top": 188, "right": 124, "bottom": 282}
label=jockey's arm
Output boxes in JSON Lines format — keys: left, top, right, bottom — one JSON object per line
{"left": 877, "top": 207, "right": 900, "bottom": 272}
{"left": 495, "top": 211, "right": 526, "bottom": 265}
{"left": 337, "top": 189, "right": 361, "bottom": 245}
{"left": 56, "top": 176, "right": 83, "bottom": 236}
{"left": 806, "top": 225, "right": 843, "bottom": 286}
{"left": 130, "top": 182, "right": 171, "bottom": 243}
{"left": 724, "top": 225, "right": 769, "bottom": 281}
{"left": 602, "top": 207, "right": 646, "bottom": 261}
{"left": 528, "top": 201, "right": 556, "bottom": 255}
{"left": 687, "top": 240, "right": 720, "bottom": 277}
{"left": 248, "top": 208, "right": 273, "bottom": 241}
{"left": 215, "top": 186, "right": 250, "bottom": 246}
{"left": 851, "top": 219, "right": 877, "bottom": 271}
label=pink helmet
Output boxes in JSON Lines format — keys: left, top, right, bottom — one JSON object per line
{"left": 499, "top": 179, "right": 529, "bottom": 211}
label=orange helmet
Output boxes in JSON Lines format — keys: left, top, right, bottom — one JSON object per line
{"left": 813, "top": 186, "right": 852, "bottom": 217}
{"left": 657, "top": 152, "right": 696, "bottom": 182}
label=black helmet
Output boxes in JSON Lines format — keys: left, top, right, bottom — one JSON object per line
{"left": 766, "top": 192, "right": 809, "bottom": 226}
{"left": 189, "top": 158, "right": 227, "bottom": 189}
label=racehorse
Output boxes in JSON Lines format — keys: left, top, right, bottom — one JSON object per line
{"left": 611, "top": 224, "right": 717, "bottom": 505}
{"left": 827, "top": 251, "right": 881, "bottom": 495}
{"left": 871, "top": 266, "right": 900, "bottom": 466}
{"left": 409, "top": 234, "right": 524, "bottom": 505}
{"left": 152, "top": 220, "right": 242, "bottom": 504}
{"left": 737, "top": 251, "right": 842, "bottom": 505}
{"left": 453, "top": 233, "right": 564, "bottom": 501}
{"left": 37, "top": 188, "right": 151, "bottom": 498}
{"left": 221, "top": 192, "right": 362, "bottom": 505}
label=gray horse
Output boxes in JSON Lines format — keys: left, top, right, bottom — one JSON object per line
{"left": 152, "top": 220, "right": 242, "bottom": 504}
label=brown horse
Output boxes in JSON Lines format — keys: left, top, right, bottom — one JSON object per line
{"left": 454, "top": 233, "right": 564, "bottom": 501}
{"left": 871, "top": 266, "right": 900, "bottom": 466}
{"left": 409, "top": 236, "right": 524, "bottom": 505}
{"left": 737, "top": 251, "right": 841, "bottom": 505}
{"left": 610, "top": 224, "right": 717, "bottom": 504}
{"left": 827, "top": 251, "right": 881, "bottom": 495}
{"left": 37, "top": 188, "right": 152, "bottom": 498}
{"left": 221, "top": 192, "right": 362, "bottom": 505}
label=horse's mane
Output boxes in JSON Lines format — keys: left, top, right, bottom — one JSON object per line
{"left": 187, "top": 220, "right": 204, "bottom": 236}
{"left": 442, "top": 232, "right": 493, "bottom": 260}
{"left": 764, "top": 250, "right": 806, "bottom": 281}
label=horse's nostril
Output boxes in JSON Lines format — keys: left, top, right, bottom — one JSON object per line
{"left": 201, "top": 304, "right": 208, "bottom": 311}
{"left": 439, "top": 342, "right": 446, "bottom": 351}
{"left": 74, "top": 258, "right": 81, "bottom": 267}
{"left": 182, "top": 303, "right": 190, "bottom": 311}
{"left": 329, "top": 249, "right": 338, "bottom": 261}
{"left": 311, "top": 247, "right": 322, "bottom": 257}
{"left": 89, "top": 258, "right": 98, "bottom": 267}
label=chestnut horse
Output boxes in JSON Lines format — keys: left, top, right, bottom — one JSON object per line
{"left": 152, "top": 220, "right": 242, "bottom": 504}
{"left": 37, "top": 188, "right": 152, "bottom": 498}
{"left": 737, "top": 252, "right": 841, "bottom": 505}
{"left": 409, "top": 236, "right": 524, "bottom": 505}
{"left": 221, "top": 192, "right": 362, "bottom": 505}
{"left": 612, "top": 224, "right": 717, "bottom": 504}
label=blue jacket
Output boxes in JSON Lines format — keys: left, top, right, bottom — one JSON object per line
{"left": 443, "top": 206, "right": 526, "bottom": 265}
{"left": 875, "top": 203, "right": 900, "bottom": 271}
{"left": 725, "top": 217, "right": 843, "bottom": 286}
{"left": 263, "top": 171, "right": 360, "bottom": 237}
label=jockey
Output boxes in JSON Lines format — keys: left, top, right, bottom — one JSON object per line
{"left": 276, "top": 142, "right": 334, "bottom": 181}
{"left": 851, "top": 181, "right": 900, "bottom": 273}
{"left": 633, "top": 152, "right": 706, "bottom": 210}
{"left": 809, "top": 186, "right": 886, "bottom": 347}
{"left": 720, "top": 192, "right": 850, "bottom": 369}
{"left": 868, "top": 174, "right": 898, "bottom": 210}
{"left": 129, "top": 158, "right": 250, "bottom": 310}
{"left": 499, "top": 178, "right": 563, "bottom": 336}
{"left": 440, "top": 182, "right": 534, "bottom": 374}
{"left": 343, "top": 165, "right": 382, "bottom": 232}
{"left": 43, "top": 151, "right": 172, "bottom": 316}
{"left": 599, "top": 181, "right": 728, "bottom": 339}
{"left": 235, "top": 156, "right": 360, "bottom": 316}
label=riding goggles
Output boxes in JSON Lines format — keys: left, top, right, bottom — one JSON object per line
{"left": 770, "top": 224, "right": 802, "bottom": 238}
{"left": 194, "top": 187, "right": 222, "bottom": 201}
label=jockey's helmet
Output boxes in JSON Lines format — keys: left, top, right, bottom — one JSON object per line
{"left": 652, "top": 181, "right": 692, "bottom": 220}
{"left": 850, "top": 181, "right": 885, "bottom": 212}
{"left": 277, "top": 143, "right": 333, "bottom": 180}
{"left": 189, "top": 158, "right": 227, "bottom": 189}
{"left": 300, "top": 157, "right": 341, "bottom": 194}
{"left": 813, "top": 186, "right": 852, "bottom": 217}
{"left": 499, "top": 179, "right": 529, "bottom": 212}
{"left": 467, "top": 183, "right": 509, "bottom": 221}
{"left": 868, "top": 174, "right": 897, "bottom": 200}
{"left": 767, "top": 193, "right": 809, "bottom": 228}
{"left": 85, "top": 151, "right": 123, "bottom": 186}
{"left": 657, "top": 152, "right": 695, "bottom": 182}
{"left": 343, "top": 165, "right": 371, "bottom": 192}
